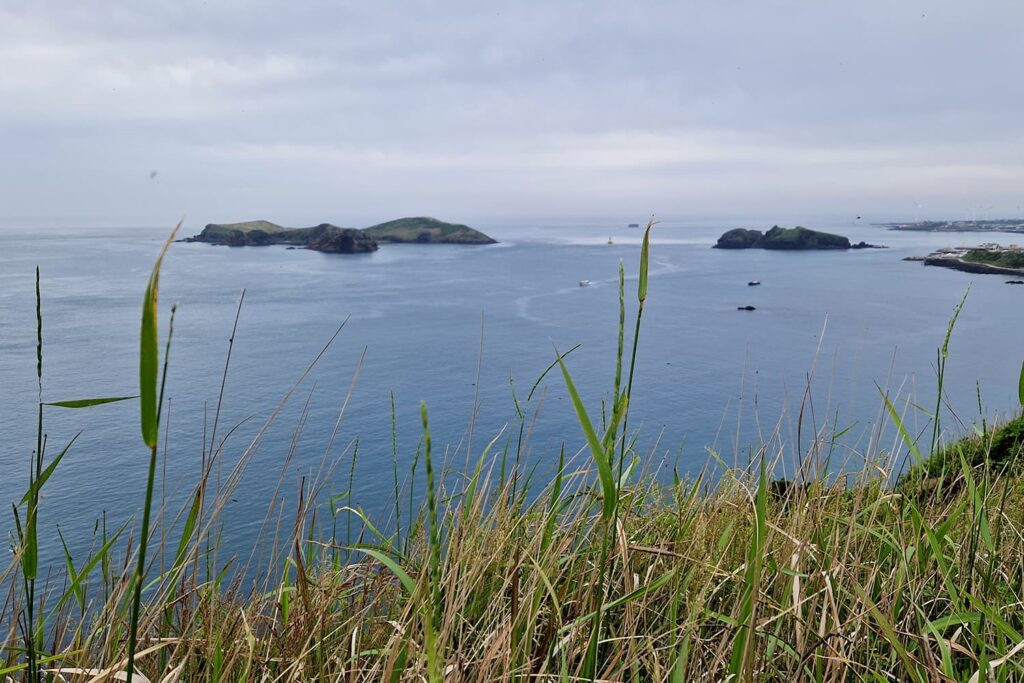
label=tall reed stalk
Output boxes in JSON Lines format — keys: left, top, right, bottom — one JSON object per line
{"left": 556, "top": 218, "right": 653, "bottom": 679}
{"left": 126, "top": 224, "right": 180, "bottom": 683}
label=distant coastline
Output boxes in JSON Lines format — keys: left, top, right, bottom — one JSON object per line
{"left": 877, "top": 218, "right": 1024, "bottom": 233}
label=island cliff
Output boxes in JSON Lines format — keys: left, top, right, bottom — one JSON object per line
{"left": 714, "top": 226, "right": 881, "bottom": 250}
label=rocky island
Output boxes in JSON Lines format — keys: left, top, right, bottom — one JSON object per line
{"left": 909, "top": 244, "right": 1024, "bottom": 276}
{"left": 182, "top": 216, "right": 497, "bottom": 253}
{"left": 714, "top": 225, "right": 882, "bottom": 250}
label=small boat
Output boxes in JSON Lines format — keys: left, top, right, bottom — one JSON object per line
{"left": 738, "top": 305, "right": 756, "bottom": 311}
{"left": 607, "top": 237, "right": 613, "bottom": 245}
{"left": 627, "top": 223, "right": 640, "bottom": 228}
{"left": 579, "top": 280, "right": 591, "bottom": 287}
{"left": 748, "top": 280, "right": 761, "bottom": 286}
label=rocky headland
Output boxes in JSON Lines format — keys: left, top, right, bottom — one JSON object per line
{"left": 910, "top": 245, "right": 1024, "bottom": 276}
{"left": 183, "top": 217, "right": 497, "bottom": 253}
{"left": 714, "top": 226, "right": 883, "bottom": 250}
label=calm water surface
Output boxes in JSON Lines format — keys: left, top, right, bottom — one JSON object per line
{"left": 1, "top": 219, "right": 1021, "bottom": 564}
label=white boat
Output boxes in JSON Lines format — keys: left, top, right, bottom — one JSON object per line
{"left": 579, "top": 279, "right": 591, "bottom": 287}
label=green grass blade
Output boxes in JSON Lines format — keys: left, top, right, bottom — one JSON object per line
{"left": 170, "top": 490, "right": 202, "bottom": 573}
{"left": 337, "top": 506, "right": 397, "bottom": 550}
{"left": 25, "top": 525, "right": 37, "bottom": 584}
{"left": 140, "top": 222, "right": 180, "bottom": 448}
{"left": 877, "top": 383, "right": 923, "bottom": 465}
{"left": 44, "top": 396, "right": 137, "bottom": 408}
{"left": 941, "top": 288, "right": 969, "bottom": 359}
{"left": 140, "top": 267, "right": 159, "bottom": 446}
{"left": 851, "top": 580, "right": 925, "bottom": 683}
{"left": 349, "top": 546, "right": 416, "bottom": 595}
{"left": 638, "top": 219, "right": 653, "bottom": 303}
{"left": 601, "top": 394, "right": 628, "bottom": 453}
{"left": 35, "top": 267, "right": 42, "bottom": 389}
{"left": 12, "top": 504, "right": 35, "bottom": 581}
{"left": 527, "top": 343, "right": 580, "bottom": 402}
{"left": 19, "top": 433, "right": 79, "bottom": 505}
{"left": 670, "top": 631, "right": 692, "bottom": 683}
{"left": 556, "top": 353, "right": 617, "bottom": 520}
{"left": 1018, "top": 359, "right": 1024, "bottom": 406}
{"left": 56, "top": 530, "right": 83, "bottom": 610}
{"left": 559, "top": 568, "right": 677, "bottom": 634}
{"left": 613, "top": 261, "right": 625, "bottom": 406}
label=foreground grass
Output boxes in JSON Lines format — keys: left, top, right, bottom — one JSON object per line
{"left": 5, "top": 224, "right": 1024, "bottom": 682}
{"left": 4, "top": 440, "right": 1024, "bottom": 682}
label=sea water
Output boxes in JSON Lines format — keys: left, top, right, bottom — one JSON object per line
{"left": 1, "top": 219, "right": 1021, "bottom": 565}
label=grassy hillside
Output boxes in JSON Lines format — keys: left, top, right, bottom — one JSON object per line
{"left": 201, "top": 220, "right": 291, "bottom": 235}
{"left": 197, "top": 222, "right": 337, "bottom": 245}
{"left": 759, "top": 225, "right": 851, "bottom": 249}
{"left": 364, "top": 216, "right": 497, "bottom": 244}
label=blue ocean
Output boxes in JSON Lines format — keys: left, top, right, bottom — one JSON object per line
{"left": 1, "top": 219, "right": 1021, "bottom": 565}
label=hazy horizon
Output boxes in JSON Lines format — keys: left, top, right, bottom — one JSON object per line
{"left": 4, "top": 1, "right": 1024, "bottom": 228}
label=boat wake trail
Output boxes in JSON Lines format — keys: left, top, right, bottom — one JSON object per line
{"left": 514, "top": 255, "right": 682, "bottom": 324}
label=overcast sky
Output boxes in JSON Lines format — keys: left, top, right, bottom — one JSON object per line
{"left": 2, "top": 1, "right": 1023, "bottom": 228}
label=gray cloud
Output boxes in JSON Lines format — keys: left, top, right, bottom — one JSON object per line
{"left": 3, "top": 0, "right": 1023, "bottom": 228}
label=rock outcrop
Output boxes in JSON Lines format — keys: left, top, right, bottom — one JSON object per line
{"left": 306, "top": 225, "right": 378, "bottom": 253}
{"left": 714, "top": 228, "right": 763, "bottom": 249}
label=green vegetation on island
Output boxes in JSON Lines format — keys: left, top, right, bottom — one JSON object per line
{"left": 8, "top": 226, "right": 1024, "bottom": 682}
{"left": 714, "top": 225, "right": 880, "bottom": 250}
{"left": 364, "top": 216, "right": 497, "bottom": 244}
{"left": 184, "top": 216, "right": 497, "bottom": 251}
